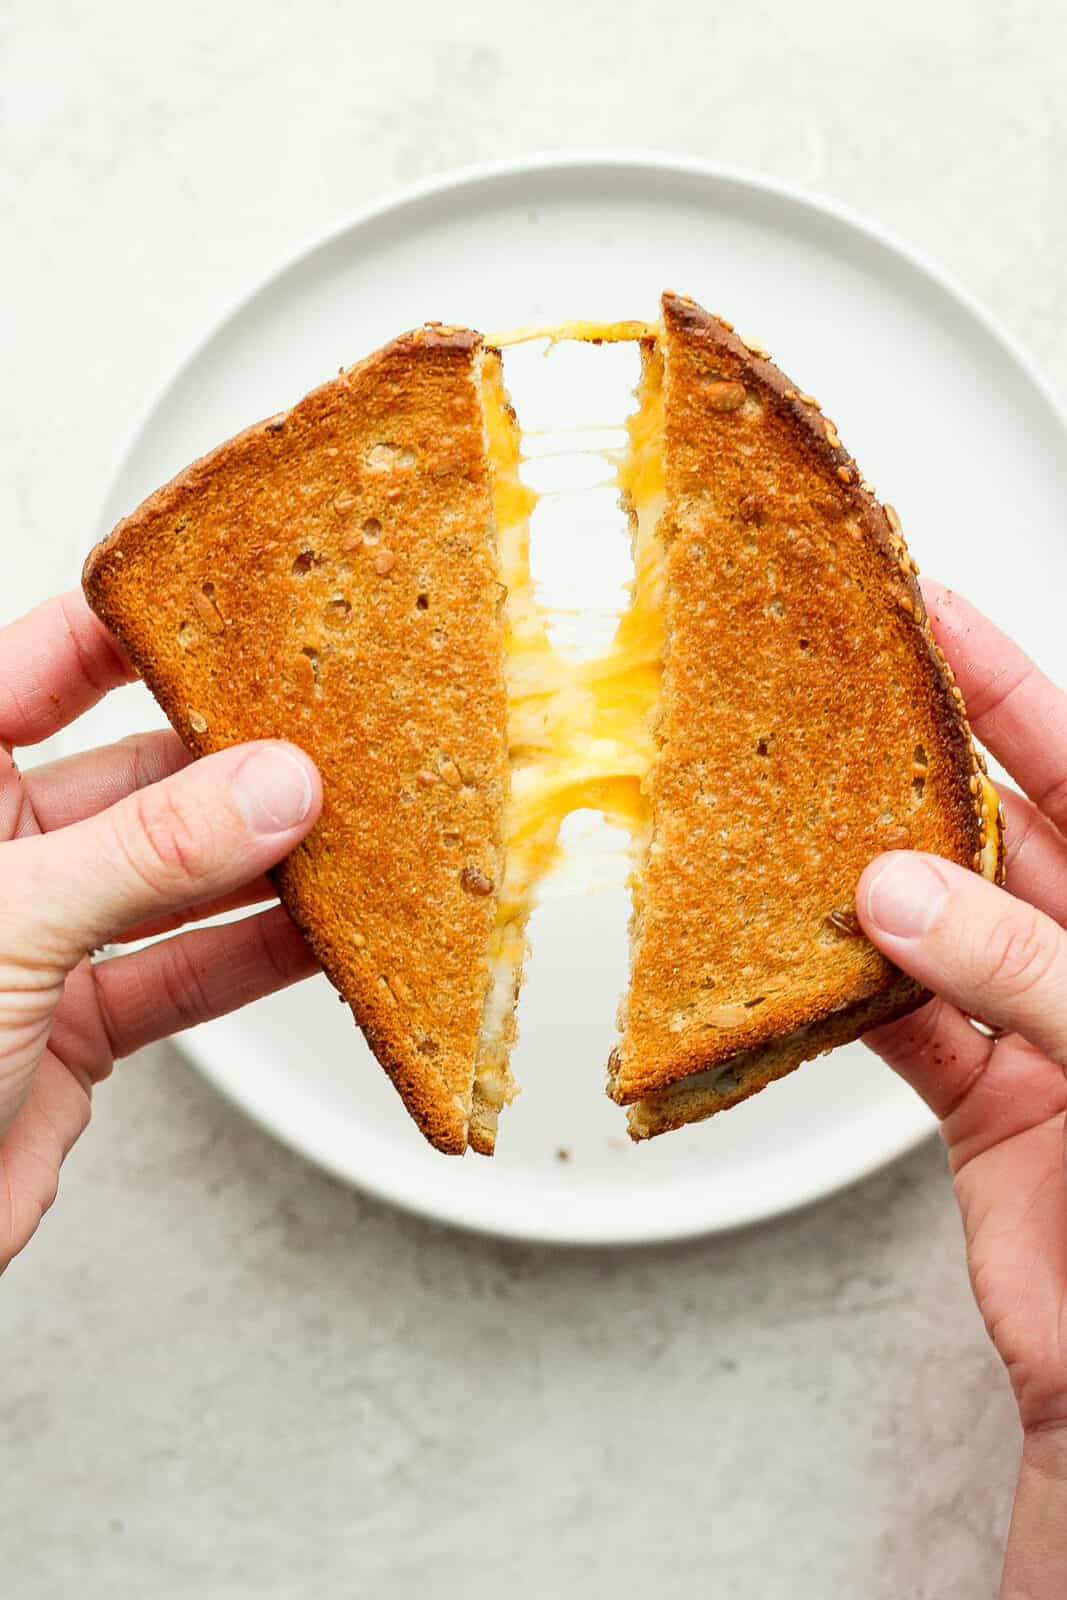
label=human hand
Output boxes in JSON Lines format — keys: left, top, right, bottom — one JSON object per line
{"left": 0, "top": 592, "right": 322, "bottom": 1271}
{"left": 857, "top": 581, "right": 1067, "bottom": 1595}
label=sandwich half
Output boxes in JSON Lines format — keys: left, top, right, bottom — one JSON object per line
{"left": 610, "top": 293, "right": 1002, "bottom": 1138}
{"left": 84, "top": 325, "right": 512, "bottom": 1154}
{"left": 83, "top": 295, "right": 1001, "bottom": 1154}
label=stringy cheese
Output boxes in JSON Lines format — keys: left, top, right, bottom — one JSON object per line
{"left": 471, "top": 329, "right": 666, "bottom": 1123}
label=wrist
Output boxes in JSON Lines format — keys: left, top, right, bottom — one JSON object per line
{"left": 1002, "top": 1423, "right": 1067, "bottom": 1598}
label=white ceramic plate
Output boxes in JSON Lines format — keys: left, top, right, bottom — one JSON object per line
{"left": 72, "top": 154, "right": 1067, "bottom": 1244}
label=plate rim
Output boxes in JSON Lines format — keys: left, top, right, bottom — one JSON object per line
{"left": 94, "top": 148, "right": 1067, "bottom": 531}
{"left": 91, "top": 150, "right": 1066, "bottom": 1246}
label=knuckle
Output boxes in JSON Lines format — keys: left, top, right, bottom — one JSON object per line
{"left": 119, "top": 784, "right": 213, "bottom": 895}
{"left": 1037, "top": 769, "right": 1067, "bottom": 834}
{"left": 120, "top": 730, "right": 183, "bottom": 794}
{"left": 255, "top": 914, "right": 290, "bottom": 988}
{"left": 981, "top": 907, "right": 1060, "bottom": 1000}
{"left": 1001, "top": 796, "right": 1038, "bottom": 870}
{"left": 59, "top": 591, "right": 111, "bottom": 695}
{"left": 157, "top": 937, "right": 214, "bottom": 1032}
{"left": 89, "top": 961, "right": 123, "bottom": 1062}
{"left": 897, "top": 996, "right": 943, "bottom": 1057}
{"left": 123, "top": 732, "right": 162, "bottom": 794}
{"left": 254, "top": 909, "right": 307, "bottom": 989}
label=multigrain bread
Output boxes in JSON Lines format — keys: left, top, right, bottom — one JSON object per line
{"left": 84, "top": 325, "right": 508, "bottom": 1154}
{"left": 83, "top": 295, "right": 1003, "bottom": 1156}
{"left": 611, "top": 292, "right": 1003, "bottom": 1138}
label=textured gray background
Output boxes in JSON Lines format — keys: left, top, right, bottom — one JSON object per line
{"left": 5, "top": 1, "right": 1064, "bottom": 1593}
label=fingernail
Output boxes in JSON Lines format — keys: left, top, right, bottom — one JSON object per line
{"left": 863, "top": 853, "right": 949, "bottom": 939}
{"left": 232, "top": 748, "right": 313, "bottom": 833}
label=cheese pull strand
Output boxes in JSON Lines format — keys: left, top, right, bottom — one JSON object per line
{"left": 487, "top": 319, "right": 659, "bottom": 350}
{"left": 480, "top": 343, "right": 667, "bottom": 926}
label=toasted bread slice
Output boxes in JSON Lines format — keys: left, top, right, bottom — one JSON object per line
{"left": 84, "top": 325, "right": 510, "bottom": 1154}
{"left": 611, "top": 292, "right": 1002, "bottom": 1138}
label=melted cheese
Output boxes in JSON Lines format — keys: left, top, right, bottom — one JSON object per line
{"left": 471, "top": 332, "right": 664, "bottom": 1118}
{"left": 979, "top": 771, "right": 1001, "bottom": 880}
{"left": 481, "top": 337, "right": 666, "bottom": 933}
{"left": 487, "top": 319, "right": 658, "bottom": 350}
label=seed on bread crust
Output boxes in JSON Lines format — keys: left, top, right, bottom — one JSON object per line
{"left": 703, "top": 1003, "right": 753, "bottom": 1028}
{"left": 192, "top": 589, "right": 225, "bottom": 634}
{"left": 460, "top": 865, "right": 494, "bottom": 896}
{"left": 705, "top": 381, "right": 747, "bottom": 412}
{"left": 294, "top": 651, "right": 318, "bottom": 696}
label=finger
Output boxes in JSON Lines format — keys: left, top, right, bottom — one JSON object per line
{"left": 7, "top": 741, "right": 321, "bottom": 965}
{"left": 113, "top": 877, "right": 277, "bottom": 944}
{"left": 0, "top": 745, "right": 39, "bottom": 842}
{"left": 24, "top": 728, "right": 190, "bottom": 831}
{"left": 863, "top": 993, "right": 1067, "bottom": 1171}
{"left": 921, "top": 580, "right": 1067, "bottom": 831}
{"left": 857, "top": 851, "right": 1067, "bottom": 1066}
{"left": 0, "top": 591, "right": 135, "bottom": 750}
{"left": 940, "top": 1033, "right": 1067, "bottom": 1174}
{"left": 87, "top": 903, "right": 318, "bottom": 1059}
{"left": 862, "top": 995, "right": 993, "bottom": 1118}
{"left": 0, "top": 1052, "right": 92, "bottom": 1272}
{"left": 998, "top": 785, "right": 1067, "bottom": 929}
{"left": 23, "top": 732, "right": 275, "bottom": 935}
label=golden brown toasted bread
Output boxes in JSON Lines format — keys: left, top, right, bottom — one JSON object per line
{"left": 83, "top": 294, "right": 1002, "bottom": 1157}
{"left": 610, "top": 292, "right": 1002, "bottom": 1138}
{"left": 84, "top": 325, "right": 509, "bottom": 1155}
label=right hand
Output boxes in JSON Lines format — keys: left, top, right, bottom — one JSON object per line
{"left": 856, "top": 582, "right": 1067, "bottom": 1595}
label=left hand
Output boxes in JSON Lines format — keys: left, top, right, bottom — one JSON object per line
{"left": 0, "top": 591, "right": 323, "bottom": 1271}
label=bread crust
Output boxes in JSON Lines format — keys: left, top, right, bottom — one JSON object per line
{"left": 611, "top": 292, "right": 1000, "bottom": 1126}
{"left": 84, "top": 324, "right": 507, "bottom": 1154}
{"left": 626, "top": 979, "right": 923, "bottom": 1139}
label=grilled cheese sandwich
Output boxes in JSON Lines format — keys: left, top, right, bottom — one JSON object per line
{"left": 83, "top": 295, "right": 1003, "bottom": 1157}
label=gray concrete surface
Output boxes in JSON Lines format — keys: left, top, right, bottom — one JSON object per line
{"left": 6, "top": 1, "right": 1065, "bottom": 1592}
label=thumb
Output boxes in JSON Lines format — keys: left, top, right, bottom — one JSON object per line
{"left": 10, "top": 741, "right": 321, "bottom": 967}
{"left": 856, "top": 851, "right": 1067, "bottom": 1066}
